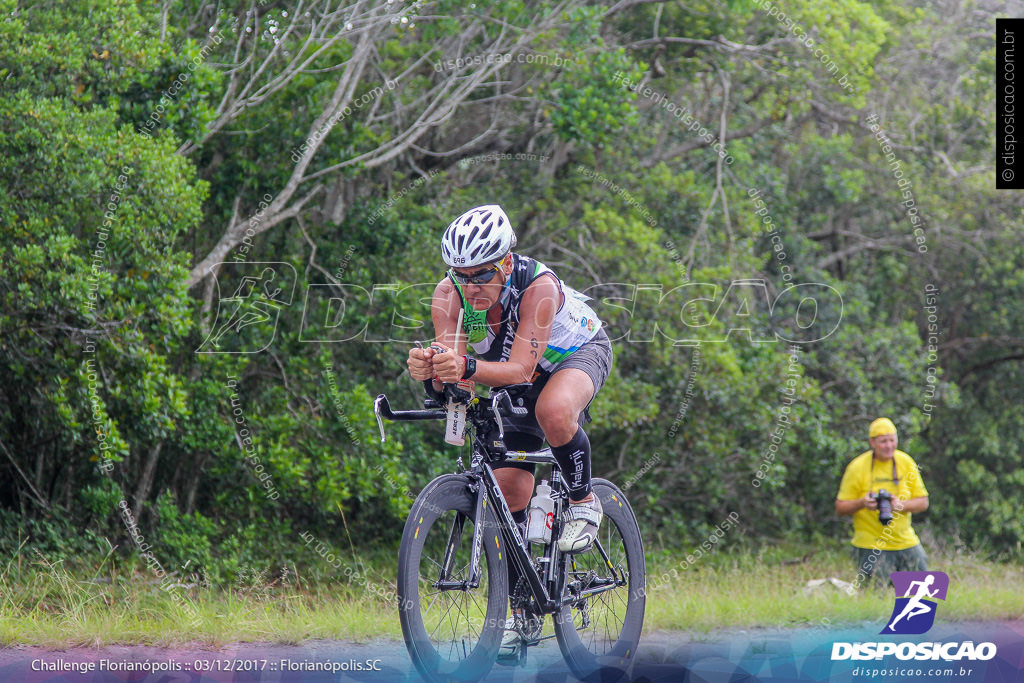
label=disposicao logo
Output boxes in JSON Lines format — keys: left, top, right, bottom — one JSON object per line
{"left": 831, "top": 571, "right": 997, "bottom": 662}
{"left": 882, "top": 570, "right": 949, "bottom": 635}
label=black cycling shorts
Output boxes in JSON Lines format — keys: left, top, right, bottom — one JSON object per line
{"left": 492, "top": 328, "right": 612, "bottom": 474}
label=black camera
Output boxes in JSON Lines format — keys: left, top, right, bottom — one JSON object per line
{"left": 871, "top": 489, "right": 893, "bottom": 525}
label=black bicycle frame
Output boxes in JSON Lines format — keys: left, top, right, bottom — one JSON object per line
{"left": 466, "top": 449, "right": 627, "bottom": 616}
{"left": 374, "top": 388, "right": 626, "bottom": 615}
{"left": 475, "top": 449, "right": 564, "bottom": 613}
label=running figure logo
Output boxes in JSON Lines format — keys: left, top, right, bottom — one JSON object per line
{"left": 196, "top": 263, "right": 295, "bottom": 354}
{"left": 881, "top": 571, "right": 949, "bottom": 635}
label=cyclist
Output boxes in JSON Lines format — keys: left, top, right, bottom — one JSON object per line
{"left": 406, "top": 204, "right": 613, "bottom": 660}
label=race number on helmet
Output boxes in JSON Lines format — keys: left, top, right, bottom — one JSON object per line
{"left": 441, "top": 205, "right": 518, "bottom": 267}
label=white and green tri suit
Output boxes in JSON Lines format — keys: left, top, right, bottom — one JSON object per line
{"left": 448, "top": 253, "right": 607, "bottom": 445}
{"left": 451, "top": 253, "right": 602, "bottom": 373}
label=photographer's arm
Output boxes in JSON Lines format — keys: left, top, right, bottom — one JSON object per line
{"left": 835, "top": 494, "right": 878, "bottom": 516}
{"left": 893, "top": 496, "right": 929, "bottom": 514}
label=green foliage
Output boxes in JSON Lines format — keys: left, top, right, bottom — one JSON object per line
{"left": 1, "top": 0, "right": 1021, "bottom": 589}
{"left": 150, "top": 492, "right": 218, "bottom": 576}
{"left": 545, "top": 12, "right": 641, "bottom": 144}
{"left": 0, "top": 0, "right": 163, "bottom": 102}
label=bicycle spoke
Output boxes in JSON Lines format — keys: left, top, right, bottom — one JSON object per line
{"left": 565, "top": 509, "right": 632, "bottom": 655}
{"left": 414, "top": 508, "right": 493, "bottom": 665}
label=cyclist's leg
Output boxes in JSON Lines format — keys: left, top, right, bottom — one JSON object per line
{"left": 493, "top": 467, "right": 534, "bottom": 513}
{"left": 492, "top": 459, "right": 534, "bottom": 600}
{"left": 491, "top": 460, "right": 534, "bottom": 607}
{"left": 536, "top": 369, "right": 595, "bottom": 503}
{"left": 492, "top": 440, "right": 539, "bottom": 587}
{"left": 536, "top": 329, "right": 612, "bottom": 505}
{"left": 537, "top": 334, "right": 612, "bottom": 553}
{"left": 492, "top": 440, "right": 540, "bottom": 663}
{"left": 492, "top": 431, "right": 543, "bottom": 508}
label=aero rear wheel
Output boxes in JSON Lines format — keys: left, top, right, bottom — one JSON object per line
{"left": 553, "top": 478, "right": 646, "bottom": 682}
{"left": 397, "top": 475, "right": 508, "bottom": 683}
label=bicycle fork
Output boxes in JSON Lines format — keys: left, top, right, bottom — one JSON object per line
{"left": 435, "top": 485, "right": 487, "bottom": 590}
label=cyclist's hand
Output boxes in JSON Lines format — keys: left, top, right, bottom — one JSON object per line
{"left": 430, "top": 342, "right": 465, "bottom": 383}
{"left": 408, "top": 347, "right": 435, "bottom": 381}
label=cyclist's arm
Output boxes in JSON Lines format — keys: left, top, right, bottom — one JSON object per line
{"left": 466, "top": 274, "right": 559, "bottom": 386}
{"left": 431, "top": 278, "right": 463, "bottom": 349}
{"left": 431, "top": 274, "right": 560, "bottom": 386}
{"left": 424, "top": 278, "right": 462, "bottom": 391}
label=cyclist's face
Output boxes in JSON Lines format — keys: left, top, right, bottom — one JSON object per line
{"left": 869, "top": 433, "right": 898, "bottom": 460}
{"left": 452, "top": 258, "right": 509, "bottom": 310}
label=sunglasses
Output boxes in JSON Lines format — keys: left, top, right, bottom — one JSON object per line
{"left": 448, "top": 258, "right": 506, "bottom": 285}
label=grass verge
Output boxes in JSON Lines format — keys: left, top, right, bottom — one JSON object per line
{"left": 2, "top": 542, "right": 1021, "bottom": 647}
{"left": 643, "top": 540, "right": 1024, "bottom": 632}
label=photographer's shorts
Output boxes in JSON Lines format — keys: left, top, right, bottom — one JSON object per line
{"left": 493, "top": 328, "right": 613, "bottom": 473}
{"left": 853, "top": 544, "right": 928, "bottom": 585}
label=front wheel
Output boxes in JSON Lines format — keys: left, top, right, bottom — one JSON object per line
{"left": 553, "top": 478, "right": 646, "bottom": 682}
{"left": 397, "top": 474, "right": 508, "bottom": 683}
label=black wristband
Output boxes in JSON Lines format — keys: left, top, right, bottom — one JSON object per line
{"left": 462, "top": 355, "right": 477, "bottom": 380}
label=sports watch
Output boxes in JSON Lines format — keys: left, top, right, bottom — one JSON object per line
{"left": 462, "top": 355, "right": 477, "bottom": 380}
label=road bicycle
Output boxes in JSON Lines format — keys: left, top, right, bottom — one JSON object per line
{"left": 374, "top": 381, "right": 646, "bottom": 682}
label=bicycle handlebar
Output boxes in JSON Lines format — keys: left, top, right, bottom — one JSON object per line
{"left": 374, "top": 385, "right": 529, "bottom": 443}
{"left": 494, "top": 389, "right": 528, "bottom": 417}
{"left": 421, "top": 379, "right": 444, "bottom": 406}
{"left": 374, "top": 393, "right": 446, "bottom": 443}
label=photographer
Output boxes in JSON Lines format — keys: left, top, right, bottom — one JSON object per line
{"left": 835, "top": 418, "right": 930, "bottom": 587}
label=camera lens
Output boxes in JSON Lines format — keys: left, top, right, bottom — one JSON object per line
{"left": 877, "top": 489, "right": 893, "bottom": 525}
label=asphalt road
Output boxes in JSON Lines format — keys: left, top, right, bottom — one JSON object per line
{"left": 2, "top": 621, "right": 1021, "bottom": 682}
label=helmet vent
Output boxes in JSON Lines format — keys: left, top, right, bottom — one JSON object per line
{"left": 441, "top": 205, "right": 516, "bottom": 267}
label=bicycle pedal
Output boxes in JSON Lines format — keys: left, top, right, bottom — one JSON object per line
{"left": 523, "top": 616, "right": 544, "bottom": 641}
{"left": 495, "top": 648, "right": 528, "bottom": 667}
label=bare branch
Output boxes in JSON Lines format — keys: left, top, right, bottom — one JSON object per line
{"left": 186, "top": 0, "right": 590, "bottom": 290}
{"left": 627, "top": 35, "right": 791, "bottom": 54}
{"left": 186, "top": 184, "right": 323, "bottom": 287}
{"left": 0, "top": 437, "right": 51, "bottom": 511}
{"left": 814, "top": 235, "right": 912, "bottom": 270}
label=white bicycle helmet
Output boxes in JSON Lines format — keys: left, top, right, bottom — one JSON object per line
{"left": 441, "top": 204, "right": 517, "bottom": 267}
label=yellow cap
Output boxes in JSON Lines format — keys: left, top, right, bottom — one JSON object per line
{"left": 869, "top": 417, "right": 897, "bottom": 438}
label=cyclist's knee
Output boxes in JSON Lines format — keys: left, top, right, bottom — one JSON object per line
{"left": 535, "top": 400, "right": 580, "bottom": 443}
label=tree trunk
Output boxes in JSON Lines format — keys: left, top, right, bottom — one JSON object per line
{"left": 133, "top": 441, "right": 163, "bottom": 521}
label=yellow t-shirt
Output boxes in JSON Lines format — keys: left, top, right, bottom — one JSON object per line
{"left": 836, "top": 450, "right": 929, "bottom": 550}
